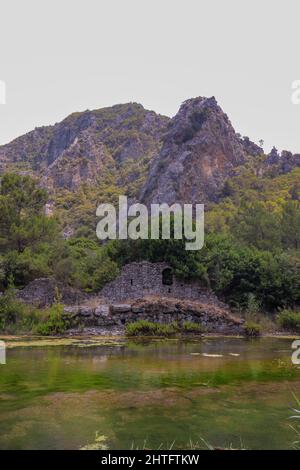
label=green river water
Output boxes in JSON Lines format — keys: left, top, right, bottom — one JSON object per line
{"left": 0, "top": 336, "right": 299, "bottom": 450}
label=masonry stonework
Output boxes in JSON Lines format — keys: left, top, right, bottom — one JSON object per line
{"left": 63, "top": 297, "right": 244, "bottom": 334}
{"left": 100, "top": 261, "right": 218, "bottom": 303}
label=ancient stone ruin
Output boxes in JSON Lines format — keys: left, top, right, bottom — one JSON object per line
{"left": 16, "top": 262, "right": 244, "bottom": 334}
{"left": 100, "top": 261, "right": 219, "bottom": 303}
{"left": 16, "top": 278, "right": 88, "bottom": 308}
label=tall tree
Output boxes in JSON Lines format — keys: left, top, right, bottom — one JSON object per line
{"left": 0, "top": 173, "right": 57, "bottom": 253}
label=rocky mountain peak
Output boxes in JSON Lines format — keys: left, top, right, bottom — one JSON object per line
{"left": 140, "top": 96, "right": 251, "bottom": 205}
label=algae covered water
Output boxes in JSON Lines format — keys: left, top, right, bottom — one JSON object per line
{"left": 0, "top": 337, "right": 299, "bottom": 450}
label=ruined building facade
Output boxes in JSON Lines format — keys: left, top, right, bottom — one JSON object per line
{"left": 100, "top": 261, "right": 218, "bottom": 303}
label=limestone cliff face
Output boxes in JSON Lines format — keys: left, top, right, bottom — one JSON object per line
{"left": 140, "top": 96, "right": 261, "bottom": 205}
{"left": 0, "top": 103, "right": 169, "bottom": 191}
{"left": 41, "top": 127, "right": 112, "bottom": 191}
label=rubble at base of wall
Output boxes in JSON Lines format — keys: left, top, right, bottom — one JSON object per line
{"left": 16, "top": 278, "right": 88, "bottom": 308}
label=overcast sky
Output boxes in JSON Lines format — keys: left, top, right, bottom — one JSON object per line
{"left": 0, "top": 0, "right": 300, "bottom": 152}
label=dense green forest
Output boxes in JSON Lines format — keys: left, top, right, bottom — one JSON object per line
{"left": 1, "top": 166, "right": 300, "bottom": 321}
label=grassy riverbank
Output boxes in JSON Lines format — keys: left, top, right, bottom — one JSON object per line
{"left": 1, "top": 284, "right": 300, "bottom": 339}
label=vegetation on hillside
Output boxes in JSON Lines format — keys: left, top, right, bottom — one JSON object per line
{"left": 0, "top": 173, "right": 119, "bottom": 292}
{"left": 1, "top": 160, "right": 300, "bottom": 334}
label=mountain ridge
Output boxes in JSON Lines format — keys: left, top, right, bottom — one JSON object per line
{"left": 1, "top": 97, "right": 300, "bottom": 211}
{"left": 0, "top": 102, "right": 169, "bottom": 193}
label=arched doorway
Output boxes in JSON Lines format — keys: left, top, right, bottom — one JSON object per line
{"left": 162, "top": 268, "right": 173, "bottom": 286}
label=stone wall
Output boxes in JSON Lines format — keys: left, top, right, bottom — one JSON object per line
{"left": 16, "top": 263, "right": 224, "bottom": 309}
{"left": 17, "top": 278, "right": 88, "bottom": 308}
{"left": 63, "top": 298, "right": 244, "bottom": 334}
{"left": 100, "top": 261, "right": 219, "bottom": 303}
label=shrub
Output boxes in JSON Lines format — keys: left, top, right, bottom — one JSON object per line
{"left": 181, "top": 321, "right": 205, "bottom": 334}
{"left": 277, "top": 310, "right": 300, "bottom": 332}
{"left": 34, "top": 302, "right": 67, "bottom": 336}
{"left": 0, "top": 289, "right": 27, "bottom": 331}
{"left": 52, "top": 238, "right": 119, "bottom": 292}
{"left": 243, "top": 321, "right": 262, "bottom": 337}
{"left": 125, "top": 320, "right": 179, "bottom": 337}
{"left": 0, "top": 248, "right": 54, "bottom": 290}
{"left": 0, "top": 283, "right": 42, "bottom": 333}
{"left": 246, "top": 293, "right": 261, "bottom": 316}
{"left": 125, "top": 320, "right": 204, "bottom": 337}
{"left": 35, "top": 288, "right": 68, "bottom": 335}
